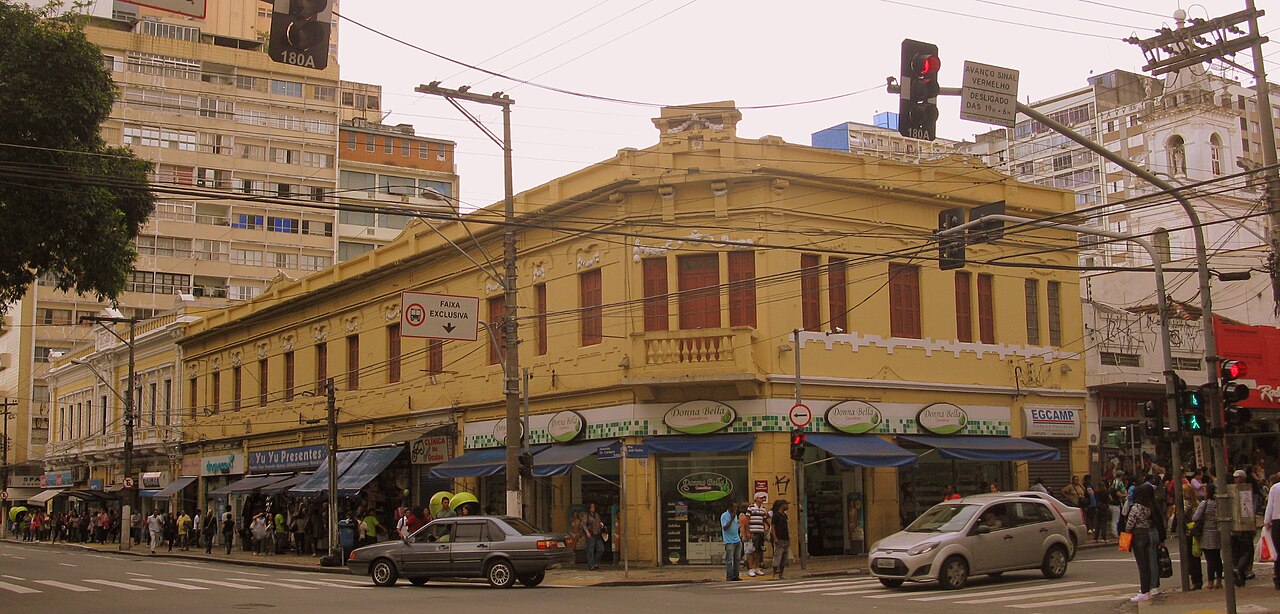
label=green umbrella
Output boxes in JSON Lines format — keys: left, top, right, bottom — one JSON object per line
{"left": 8, "top": 506, "right": 28, "bottom": 522}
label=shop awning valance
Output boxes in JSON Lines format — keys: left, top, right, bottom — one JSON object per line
{"left": 898, "top": 435, "right": 1060, "bottom": 462}
{"left": 258, "top": 473, "right": 311, "bottom": 495}
{"left": 643, "top": 434, "right": 755, "bottom": 454}
{"left": 532, "top": 439, "right": 621, "bottom": 478}
{"left": 287, "top": 450, "right": 366, "bottom": 497}
{"left": 146, "top": 476, "right": 197, "bottom": 499}
{"left": 64, "top": 489, "right": 117, "bottom": 502}
{"left": 209, "top": 474, "right": 293, "bottom": 497}
{"left": 26, "top": 489, "right": 65, "bottom": 506}
{"left": 427, "top": 445, "right": 550, "bottom": 479}
{"left": 334, "top": 447, "right": 403, "bottom": 496}
{"left": 806, "top": 433, "right": 918, "bottom": 468}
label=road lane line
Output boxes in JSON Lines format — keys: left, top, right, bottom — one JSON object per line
{"left": 84, "top": 579, "right": 155, "bottom": 591}
{"left": 127, "top": 572, "right": 153, "bottom": 577}
{"left": 313, "top": 577, "right": 368, "bottom": 584}
{"left": 58, "top": 563, "right": 77, "bottom": 567}
{"left": 820, "top": 587, "right": 897, "bottom": 596}
{"left": 133, "top": 578, "right": 208, "bottom": 590}
{"left": 225, "top": 571, "right": 271, "bottom": 577}
{"left": 0, "top": 581, "right": 40, "bottom": 594}
{"left": 2, "top": 575, "right": 27, "bottom": 581}
{"left": 33, "top": 580, "right": 98, "bottom": 592}
{"left": 234, "top": 578, "right": 319, "bottom": 590}
{"left": 958, "top": 583, "right": 1135, "bottom": 604}
{"left": 722, "top": 577, "right": 862, "bottom": 589}
{"left": 739, "top": 579, "right": 879, "bottom": 592}
{"left": 181, "top": 578, "right": 264, "bottom": 590}
{"left": 908, "top": 580, "right": 1089, "bottom": 601}
{"left": 1007, "top": 593, "right": 1133, "bottom": 608}
{"left": 785, "top": 581, "right": 888, "bottom": 594}
{"left": 286, "top": 578, "right": 372, "bottom": 589}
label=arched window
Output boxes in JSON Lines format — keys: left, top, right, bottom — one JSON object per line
{"left": 1153, "top": 228, "right": 1171, "bottom": 263}
{"left": 1210, "top": 133, "right": 1223, "bottom": 175}
{"left": 1167, "top": 135, "right": 1187, "bottom": 176}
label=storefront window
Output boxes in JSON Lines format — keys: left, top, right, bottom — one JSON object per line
{"left": 800, "top": 446, "right": 867, "bottom": 555}
{"left": 658, "top": 455, "right": 748, "bottom": 565}
{"left": 898, "top": 449, "right": 1009, "bottom": 515}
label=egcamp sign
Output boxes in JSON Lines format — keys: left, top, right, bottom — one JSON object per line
{"left": 664, "top": 400, "right": 736, "bottom": 435}
{"left": 1023, "top": 406, "right": 1082, "bottom": 439}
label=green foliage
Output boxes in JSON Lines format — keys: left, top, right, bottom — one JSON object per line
{"left": 0, "top": 1, "right": 155, "bottom": 313}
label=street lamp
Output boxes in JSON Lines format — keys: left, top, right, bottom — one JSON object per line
{"left": 79, "top": 311, "right": 138, "bottom": 544}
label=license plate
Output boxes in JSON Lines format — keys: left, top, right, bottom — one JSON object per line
{"left": 875, "top": 559, "right": 896, "bottom": 569}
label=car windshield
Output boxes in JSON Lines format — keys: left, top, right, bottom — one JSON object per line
{"left": 905, "top": 504, "right": 979, "bottom": 533}
{"left": 502, "top": 518, "right": 545, "bottom": 536}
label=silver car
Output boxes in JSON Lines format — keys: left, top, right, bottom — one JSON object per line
{"left": 869, "top": 495, "right": 1072, "bottom": 589}
{"left": 346, "top": 516, "right": 573, "bottom": 588}
{"left": 965, "top": 491, "right": 1089, "bottom": 558}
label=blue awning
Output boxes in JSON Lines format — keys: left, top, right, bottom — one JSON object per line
{"left": 806, "top": 433, "right": 918, "bottom": 468}
{"left": 533, "top": 439, "right": 621, "bottom": 478}
{"left": 643, "top": 434, "right": 755, "bottom": 454}
{"left": 288, "top": 451, "right": 365, "bottom": 497}
{"left": 334, "top": 447, "right": 403, "bottom": 496}
{"left": 209, "top": 474, "right": 294, "bottom": 496}
{"left": 146, "top": 476, "right": 197, "bottom": 499}
{"left": 259, "top": 473, "right": 311, "bottom": 495}
{"left": 428, "top": 445, "right": 550, "bottom": 479}
{"left": 898, "top": 435, "right": 1060, "bottom": 462}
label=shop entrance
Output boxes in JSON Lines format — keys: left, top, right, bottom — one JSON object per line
{"left": 657, "top": 454, "right": 748, "bottom": 565}
{"left": 898, "top": 449, "right": 1011, "bottom": 510}
{"left": 799, "top": 446, "right": 867, "bottom": 556}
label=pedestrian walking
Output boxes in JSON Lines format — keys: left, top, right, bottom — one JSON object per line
{"left": 582, "top": 502, "right": 605, "bottom": 570}
{"left": 202, "top": 509, "right": 218, "bottom": 554}
{"left": 1194, "top": 483, "right": 1223, "bottom": 589}
{"left": 1177, "top": 483, "right": 1202, "bottom": 589}
{"left": 147, "top": 512, "right": 163, "bottom": 553}
{"left": 164, "top": 513, "right": 177, "bottom": 552}
{"left": 1061, "top": 475, "right": 1085, "bottom": 507}
{"left": 1125, "top": 482, "right": 1158, "bottom": 602}
{"left": 191, "top": 511, "right": 201, "bottom": 550}
{"left": 1230, "top": 469, "right": 1256, "bottom": 586}
{"left": 177, "top": 510, "right": 192, "bottom": 551}
{"left": 1265, "top": 474, "right": 1280, "bottom": 590}
{"left": 221, "top": 508, "right": 236, "bottom": 555}
{"left": 721, "top": 501, "right": 743, "bottom": 581}
{"left": 769, "top": 499, "right": 791, "bottom": 580}
{"left": 251, "top": 513, "right": 269, "bottom": 556}
{"left": 746, "top": 493, "right": 770, "bottom": 577}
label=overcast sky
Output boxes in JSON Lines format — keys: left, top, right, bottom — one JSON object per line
{"left": 336, "top": 1, "right": 1279, "bottom": 209}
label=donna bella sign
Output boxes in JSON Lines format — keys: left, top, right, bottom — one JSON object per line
{"left": 917, "top": 403, "right": 968, "bottom": 435}
{"left": 546, "top": 411, "right": 585, "bottom": 442}
{"left": 677, "top": 472, "right": 733, "bottom": 502}
{"left": 664, "top": 400, "right": 736, "bottom": 435}
{"left": 826, "top": 401, "right": 882, "bottom": 434}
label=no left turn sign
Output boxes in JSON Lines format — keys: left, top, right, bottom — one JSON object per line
{"left": 789, "top": 403, "right": 812, "bottom": 428}
{"left": 123, "top": 477, "right": 134, "bottom": 488}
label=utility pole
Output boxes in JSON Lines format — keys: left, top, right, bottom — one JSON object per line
{"left": 792, "top": 329, "right": 806, "bottom": 570}
{"left": 80, "top": 313, "right": 138, "bottom": 528}
{"left": 0, "top": 398, "right": 16, "bottom": 539}
{"left": 1243, "top": 0, "right": 1280, "bottom": 315}
{"left": 414, "top": 82, "right": 522, "bottom": 518}
{"left": 326, "top": 378, "right": 339, "bottom": 560}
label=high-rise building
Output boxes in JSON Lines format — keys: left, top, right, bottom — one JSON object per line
{"left": 812, "top": 112, "right": 965, "bottom": 163}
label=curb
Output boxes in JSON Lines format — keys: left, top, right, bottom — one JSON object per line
{"left": 1, "top": 538, "right": 349, "bottom": 575}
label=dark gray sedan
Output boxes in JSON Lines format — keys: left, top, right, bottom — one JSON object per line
{"left": 346, "top": 516, "right": 574, "bottom": 588}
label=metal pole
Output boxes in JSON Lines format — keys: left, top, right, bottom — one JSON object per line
{"left": 326, "top": 379, "right": 339, "bottom": 560}
{"left": 792, "top": 329, "right": 806, "bottom": 570}
{"left": 500, "top": 100, "right": 522, "bottom": 520}
{"left": 522, "top": 367, "right": 531, "bottom": 522}
{"left": 1244, "top": 0, "right": 1280, "bottom": 313}
{"left": 621, "top": 446, "right": 629, "bottom": 578}
{"left": 123, "top": 319, "right": 136, "bottom": 550}
{"left": 0, "top": 399, "right": 11, "bottom": 539}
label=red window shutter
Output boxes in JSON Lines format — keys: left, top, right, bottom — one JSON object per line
{"left": 955, "top": 271, "right": 973, "bottom": 343}
{"left": 828, "top": 257, "right": 847, "bottom": 333}
{"left": 315, "top": 343, "right": 327, "bottom": 394}
{"left": 728, "top": 251, "right": 756, "bottom": 328}
{"left": 387, "top": 324, "right": 401, "bottom": 383}
{"left": 487, "top": 295, "right": 505, "bottom": 365}
{"left": 642, "top": 259, "right": 669, "bottom": 331}
{"left": 535, "top": 284, "right": 548, "bottom": 355}
{"left": 283, "top": 351, "right": 295, "bottom": 401}
{"left": 888, "top": 264, "right": 921, "bottom": 338}
{"left": 232, "top": 366, "right": 241, "bottom": 410}
{"left": 347, "top": 334, "right": 360, "bottom": 390}
{"left": 212, "top": 371, "right": 220, "bottom": 412}
{"left": 678, "top": 254, "right": 721, "bottom": 330}
{"left": 580, "top": 269, "right": 603, "bottom": 346}
{"left": 428, "top": 340, "right": 444, "bottom": 375}
{"left": 258, "top": 359, "right": 268, "bottom": 406}
{"left": 801, "top": 254, "right": 821, "bottom": 331}
{"left": 977, "top": 273, "right": 995, "bottom": 344}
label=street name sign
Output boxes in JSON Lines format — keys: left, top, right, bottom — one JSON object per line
{"left": 401, "top": 291, "right": 479, "bottom": 341}
{"left": 960, "top": 61, "right": 1020, "bottom": 127}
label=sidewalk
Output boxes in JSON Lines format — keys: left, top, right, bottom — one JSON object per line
{"left": 1137, "top": 585, "right": 1280, "bottom": 613}
{"left": 1, "top": 538, "right": 1117, "bottom": 587}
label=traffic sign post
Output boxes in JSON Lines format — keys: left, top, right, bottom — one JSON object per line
{"left": 789, "top": 403, "right": 812, "bottom": 428}
{"left": 401, "top": 291, "right": 480, "bottom": 341}
{"left": 960, "top": 61, "right": 1019, "bottom": 127}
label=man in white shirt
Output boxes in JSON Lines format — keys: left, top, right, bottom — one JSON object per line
{"left": 1263, "top": 478, "right": 1280, "bottom": 590}
{"left": 146, "top": 513, "right": 163, "bottom": 553}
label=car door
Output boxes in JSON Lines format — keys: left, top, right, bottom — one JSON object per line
{"left": 1011, "top": 501, "right": 1059, "bottom": 564}
{"left": 448, "top": 521, "right": 491, "bottom": 574}
{"left": 400, "top": 523, "right": 440, "bottom": 574}
{"left": 409, "top": 521, "right": 455, "bottom": 575}
{"left": 967, "top": 502, "right": 1018, "bottom": 573}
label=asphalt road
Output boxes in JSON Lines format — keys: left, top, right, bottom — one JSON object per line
{"left": 0, "top": 540, "right": 1252, "bottom": 614}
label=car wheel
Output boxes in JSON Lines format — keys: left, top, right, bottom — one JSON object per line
{"left": 1069, "top": 533, "right": 1078, "bottom": 559}
{"left": 518, "top": 570, "right": 546, "bottom": 587}
{"left": 409, "top": 577, "right": 428, "bottom": 587}
{"left": 879, "top": 578, "right": 904, "bottom": 588}
{"left": 937, "top": 556, "right": 969, "bottom": 590}
{"left": 370, "top": 558, "right": 398, "bottom": 587}
{"left": 485, "top": 559, "right": 516, "bottom": 588}
{"left": 1042, "top": 545, "right": 1069, "bottom": 579}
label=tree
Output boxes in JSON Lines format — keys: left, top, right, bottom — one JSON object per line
{"left": 0, "top": 1, "right": 154, "bottom": 314}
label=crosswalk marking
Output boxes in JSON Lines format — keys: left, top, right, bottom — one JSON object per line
{"left": 133, "top": 578, "right": 208, "bottom": 590}
{"left": 127, "top": 572, "right": 152, "bottom": 577}
{"left": 180, "top": 578, "right": 264, "bottom": 590}
{"left": 316, "top": 577, "right": 368, "bottom": 584}
{"left": 788, "top": 581, "right": 885, "bottom": 594}
{"left": 739, "top": 579, "right": 878, "bottom": 592}
{"left": 1007, "top": 593, "right": 1133, "bottom": 609}
{"left": 908, "top": 580, "right": 1086, "bottom": 601}
{"left": 83, "top": 579, "right": 155, "bottom": 591}
{"left": 957, "top": 583, "right": 1134, "bottom": 604}
{"left": 0, "top": 580, "right": 41, "bottom": 594}
{"left": 235, "top": 578, "right": 319, "bottom": 590}
{"left": 722, "top": 577, "right": 854, "bottom": 590}
{"left": 284, "top": 578, "right": 372, "bottom": 589}
{"left": 2, "top": 575, "right": 27, "bottom": 581}
{"left": 34, "top": 580, "right": 98, "bottom": 592}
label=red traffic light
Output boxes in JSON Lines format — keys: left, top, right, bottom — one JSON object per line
{"left": 790, "top": 429, "right": 806, "bottom": 446}
{"left": 914, "top": 54, "right": 941, "bottom": 76}
{"left": 1220, "top": 360, "right": 1247, "bottom": 380}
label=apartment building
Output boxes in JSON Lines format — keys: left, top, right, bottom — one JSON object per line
{"left": 812, "top": 112, "right": 965, "bottom": 162}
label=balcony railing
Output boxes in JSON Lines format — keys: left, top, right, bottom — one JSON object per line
{"left": 629, "top": 327, "right": 758, "bottom": 375}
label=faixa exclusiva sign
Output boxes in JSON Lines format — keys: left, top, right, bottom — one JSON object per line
{"left": 917, "top": 403, "right": 968, "bottom": 435}
{"left": 664, "top": 400, "right": 736, "bottom": 435}
{"left": 677, "top": 472, "right": 733, "bottom": 502}
{"left": 826, "top": 401, "right": 882, "bottom": 434}
{"left": 546, "top": 411, "right": 586, "bottom": 442}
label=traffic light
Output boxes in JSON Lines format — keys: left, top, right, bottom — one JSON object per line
{"left": 518, "top": 451, "right": 535, "bottom": 479}
{"left": 790, "top": 429, "right": 806, "bottom": 461}
{"left": 269, "top": 0, "right": 332, "bottom": 70}
{"left": 1141, "top": 399, "right": 1161, "bottom": 438}
{"left": 898, "top": 39, "right": 941, "bottom": 141}
{"left": 937, "top": 207, "right": 966, "bottom": 270}
{"left": 1174, "top": 378, "right": 1207, "bottom": 434}
{"left": 1220, "top": 359, "right": 1252, "bottom": 429}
